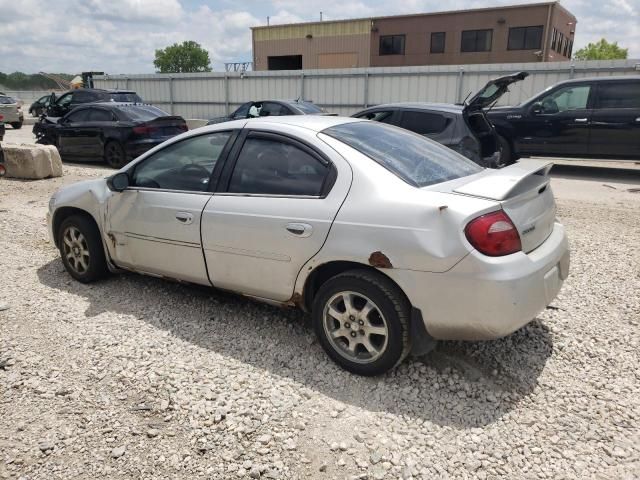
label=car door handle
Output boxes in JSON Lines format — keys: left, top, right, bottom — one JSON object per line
{"left": 286, "top": 222, "right": 313, "bottom": 238}
{"left": 175, "top": 212, "right": 193, "bottom": 225}
{"left": 574, "top": 118, "right": 589, "bottom": 123}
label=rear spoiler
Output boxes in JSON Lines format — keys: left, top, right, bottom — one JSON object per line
{"left": 454, "top": 160, "right": 553, "bottom": 201}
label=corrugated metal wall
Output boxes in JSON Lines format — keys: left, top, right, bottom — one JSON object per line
{"left": 93, "top": 60, "right": 640, "bottom": 119}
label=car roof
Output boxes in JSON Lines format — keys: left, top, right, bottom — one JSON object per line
{"left": 553, "top": 75, "right": 639, "bottom": 86}
{"left": 204, "top": 115, "right": 362, "bottom": 133}
{"left": 358, "top": 102, "right": 464, "bottom": 114}
{"left": 74, "top": 102, "right": 150, "bottom": 109}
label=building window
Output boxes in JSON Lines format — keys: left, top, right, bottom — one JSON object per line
{"left": 551, "top": 28, "right": 558, "bottom": 50}
{"left": 568, "top": 40, "right": 573, "bottom": 58}
{"left": 430, "top": 32, "right": 446, "bottom": 53}
{"left": 508, "top": 25, "right": 543, "bottom": 50}
{"left": 380, "top": 35, "right": 406, "bottom": 55}
{"left": 461, "top": 29, "right": 493, "bottom": 52}
{"left": 557, "top": 32, "right": 564, "bottom": 53}
{"left": 267, "top": 55, "right": 302, "bottom": 70}
{"left": 563, "top": 37, "right": 569, "bottom": 56}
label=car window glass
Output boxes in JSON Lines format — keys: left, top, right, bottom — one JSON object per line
{"left": 229, "top": 137, "right": 328, "bottom": 196}
{"left": 66, "top": 109, "right": 90, "bottom": 122}
{"left": 120, "top": 105, "right": 168, "bottom": 121}
{"left": 399, "top": 111, "right": 450, "bottom": 135}
{"left": 323, "top": 122, "right": 481, "bottom": 188}
{"left": 110, "top": 92, "right": 142, "bottom": 103}
{"left": 89, "top": 109, "right": 113, "bottom": 122}
{"left": 57, "top": 93, "right": 73, "bottom": 106}
{"left": 132, "top": 132, "right": 232, "bottom": 192}
{"left": 540, "top": 85, "right": 590, "bottom": 113}
{"left": 358, "top": 111, "right": 395, "bottom": 124}
{"left": 73, "top": 91, "right": 95, "bottom": 103}
{"left": 259, "top": 102, "right": 287, "bottom": 117}
{"left": 596, "top": 82, "right": 640, "bottom": 109}
{"left": 233, "top": 102, "right": 252, "bottom": 119}
{"left": 291, "top": 102, "right": 323, "bottom": 113}
{"left": 0, "top": 96, "right": 14, "bottom": 105}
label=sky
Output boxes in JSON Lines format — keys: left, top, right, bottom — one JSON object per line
{"left": 0, "top": 0, "right": 637, "bottom": 74}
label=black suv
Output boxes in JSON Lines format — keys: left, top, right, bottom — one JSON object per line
{"left": 46, "top": 88, "right": 143, "bottom": 117}
{"left": 488, "top": 76, "right": 640, "bottom": 160}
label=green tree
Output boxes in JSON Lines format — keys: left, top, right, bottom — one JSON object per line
{"left": 573, "top": 38, "right": 628, "bottom": 60}
{"left": 153, "top": 41, "right": 212, "bottom": 73}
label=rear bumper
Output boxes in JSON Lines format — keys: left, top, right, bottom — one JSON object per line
{"left": 387, "top": 222, "right": 569, "bottom": 341}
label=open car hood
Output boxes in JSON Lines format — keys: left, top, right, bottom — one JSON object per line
{"left": 465, "top": 71, "right": 529, "bottom": 112}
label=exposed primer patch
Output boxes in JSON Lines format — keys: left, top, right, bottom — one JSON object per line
{"left": 368, "top": 251, "right": 393, "bottom": 269}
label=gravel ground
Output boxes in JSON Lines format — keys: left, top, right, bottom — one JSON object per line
{"left": 1, "top": 134, "right": 639, "bottom": 478}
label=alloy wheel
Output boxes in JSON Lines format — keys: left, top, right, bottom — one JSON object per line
{"left": 62, "top": 226, "right": 90, "bottom": 274}
{"left": 322, "top": 291, "right": 389, "bottom": 364}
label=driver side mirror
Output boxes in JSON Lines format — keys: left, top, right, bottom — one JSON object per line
{"left": 106, "top": 172, "right": 130, "bottom": 192}
{"left": 530, "top": 102, "right": 543, "bottom": 115}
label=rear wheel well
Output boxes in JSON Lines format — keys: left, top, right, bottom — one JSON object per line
{"left": 52, "top": 207, "right": 100, "bottom": 249}
{"left": 301, "top": 261, "right": 409, "bottom": 312}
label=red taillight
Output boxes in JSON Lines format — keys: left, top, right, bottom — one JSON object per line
{"left": 133, "top": 125, "right": 154, "bottom": 135}
{"left": 465, "top": 210, "right": 521, "bottom": 257}
{"left": 0, "top": 164, "right": 6, "bottom": 177}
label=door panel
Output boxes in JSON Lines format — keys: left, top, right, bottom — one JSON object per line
{"left": 201, "top": 132, "right": 351, "bottom": 301}
{"left": 589, "top": 81, "right": 640, "bottom": 158}
{"left": 106, "top": 190, "right": 212, "bottom": 284}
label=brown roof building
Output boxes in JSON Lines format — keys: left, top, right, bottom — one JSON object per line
{"left": 252, "top": 2, "right": 577, "bottom": 70}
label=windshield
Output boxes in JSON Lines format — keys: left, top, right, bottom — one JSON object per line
{"left": 119, "top": 105, "right": 169, "bottom": 121}
{"left": 110, "top": 92, "right": 143, "bottom": 103}
{"left": 323, "top": 122, "right": 482, "bottom": 187}
{"left": 290, "top": 101, "right": 323, "bottom": 114}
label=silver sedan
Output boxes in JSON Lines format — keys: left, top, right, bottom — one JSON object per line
{"left": 47, "top": 116, "right": 570, "bottom": 375}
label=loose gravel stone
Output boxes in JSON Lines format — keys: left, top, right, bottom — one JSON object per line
{"left": 0, "top": 159, "right": 639, "bottom": 479}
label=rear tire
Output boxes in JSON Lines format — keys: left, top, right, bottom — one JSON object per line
{"left": 104, "top": 140, "right": 128, "bottom": 169}
{"left": 498, "top": 135, "right": 514, "bottom": 166}
{"left": 312, "top": 269, "right": 411, "bottom": 376}
{"left": 57, "top": 215, "right": 108, "bottom": 283}
{"left": 11, "top": 122, "right": 22, "bottom": 130}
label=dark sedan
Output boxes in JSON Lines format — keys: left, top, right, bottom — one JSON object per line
{"left": 353, "top": 72, "right": 528, "bottom": 168}
{"left": 207, "top": 100, "right": 330, "bottom": 125}
{"left": 34, "top": 103, "right": 187, "bottom": 168}
{"left": 29, "top": 94, "right": 52, "bottom": 117}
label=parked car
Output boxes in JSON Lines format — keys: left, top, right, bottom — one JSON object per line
{"left": 34, "top": 103, "right": 187, "bottom": 168}
{"left": 47, "top": 116, "right": 569, "bottom": 375}
{"left": 488, "top": 76, "right": 640, "bottom": 160}
{"left": 207, "top": 100, "right": 330, "bottom": 125}
{"left": 352, "top": 72, "right": 528, "bottom": 168}
{"left": 46, "top": 88, "right": 143, "bottom": 117}
{"left": 0, "top": 95, "right": 24, "bottom": 129}
{"left": 29, "top": 94, "right": 53, "bottom": 117}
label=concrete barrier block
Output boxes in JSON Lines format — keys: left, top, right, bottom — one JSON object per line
{"left": 3, "top": 143, "right": 63, "bottom": 179}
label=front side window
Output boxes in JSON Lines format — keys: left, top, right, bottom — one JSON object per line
{"left": 66, "top": 109, "right": 90, "bottom": 122}
{"left": 132, "top": 132, "right": 232, "bottom": 191}
{"left": 461, "top": 29, "right": 492, "bottom": 52}
{"left": 596, "top": 82, "right": 640, "bottom": 109}
{"left": 380, "top": 35, "right": 406, "bottom": 55}
{"left": 539, "top": 85, "right": 591, "bottom": 113}
{"left": 323, "top": 122, "right": 481, "bottom": 188}
{"left": 399, "top": 111, "right": 450, "bottom": 135}
{"left": 232, "top": 102, "right": 252, "bottom": 119}
{"left": 228, "top": 137, "right": 328, "bottom": 196}
{"left": 430, "top": 32, "right": 446, "bottom": 54}
{"left": 508, "top": 26, "right": 543, "bottom": 50}
{"left": 56, "top": 93, "right": 73, "bottom": 107}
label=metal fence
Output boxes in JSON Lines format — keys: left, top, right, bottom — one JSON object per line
{"left": 9, "top": 60, "right": 639, "bottom": 120}
{"left": 0, "top": 90, "right": 64, "bottom": 107}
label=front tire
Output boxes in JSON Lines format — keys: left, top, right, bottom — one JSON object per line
{"left": 57, "top": 215, "right": 108, "bottom": 283}
{"left": 104, "top": 141, "right": 128, "bottom": 169}
{"left": 312, "top": 269, "right": 411, "bottom": 376}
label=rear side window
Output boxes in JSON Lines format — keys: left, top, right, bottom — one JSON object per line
{"left": 399, "top": 111, "right": 450, "bottom": 135}
{"left": 596, "top": 82, "right": 640, "bottom": 109}
{"left": 259, "top": 102, "right": 291, "bottom": 117}
{"left": 229, "top": 137, "right": 328, "bottom": 196}
{"left": 291, "top": 102, "right": 323, "bottom": 114}
{"left": 73, "top": 91, "right": 96, "bottom": 103}
{"left": 323, "top": 122, "right": 481, "bottom": 187}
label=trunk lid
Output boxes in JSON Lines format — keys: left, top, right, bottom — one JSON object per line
{"left": 436, "top": 160, "right": 556, "bottom": 253}
{"left": 464, "top": 71, "right": 529, "bottom": 112}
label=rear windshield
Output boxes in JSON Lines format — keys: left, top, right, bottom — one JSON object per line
{"left": 290, "top": 102, "right": 323, "bottom": 114}
{"left": 0, "top": 96, "right": 15, "bottom": 104}
{"left": 118, "top": 105, "right": 169, "bottom": 121}
{"left": 323, "top": 121, "right": 482, "bottom": 187}
{"left": 110, "top": 92, "right": 143, "bottom": 103}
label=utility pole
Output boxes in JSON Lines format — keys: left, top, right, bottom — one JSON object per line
{"left": 320, "top": 11, "right": 323, "bottom": 21}
{"left": 267, "top": 16, "right": 270, "bottom": 26}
